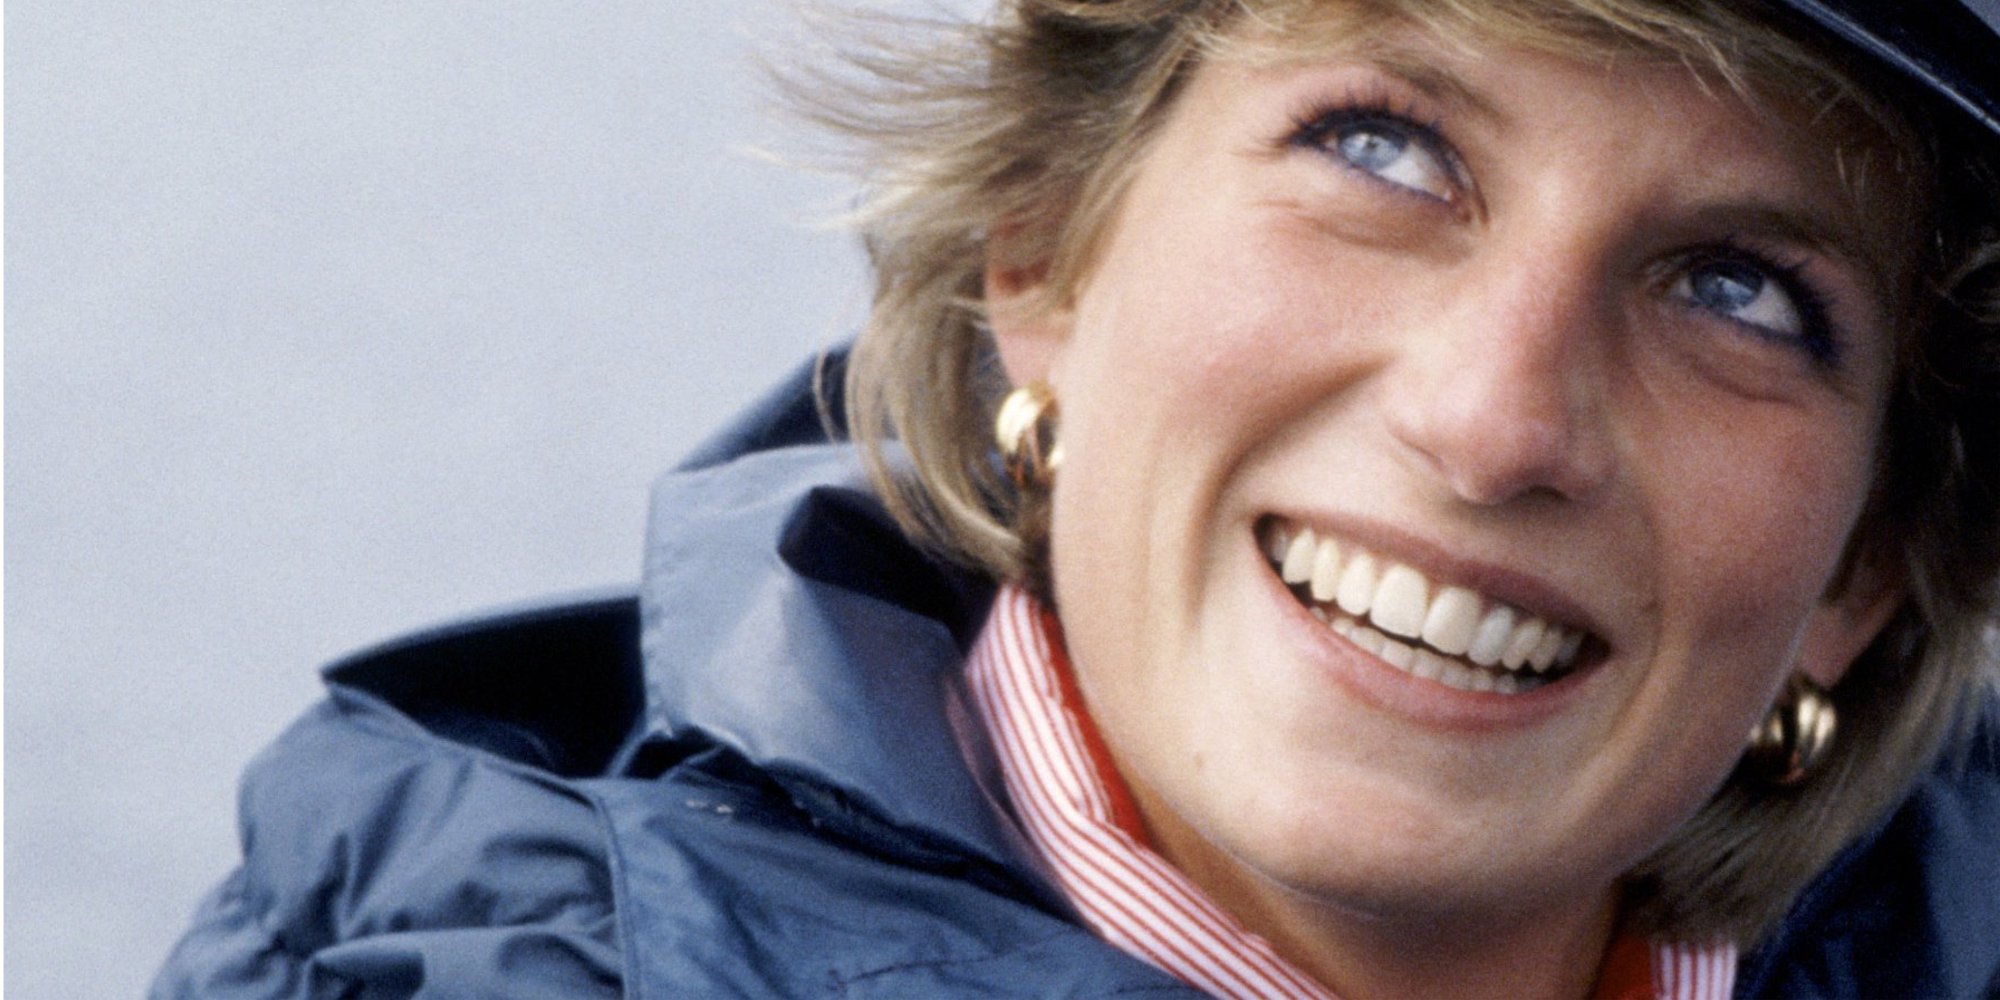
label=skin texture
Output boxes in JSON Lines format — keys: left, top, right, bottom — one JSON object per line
{"left": 985, "top": 20, "right": 1915, "bottom": 1000}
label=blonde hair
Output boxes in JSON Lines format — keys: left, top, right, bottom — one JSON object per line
{"left": 786, "top": 0, "right": 2000, "bottom": 945}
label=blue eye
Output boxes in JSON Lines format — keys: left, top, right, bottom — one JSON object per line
{"left": 1686, "top": 260, "right": 1799, "bottom": 330}
{"left": 1295, "top": 109, "right": 1459, "bottom": 203}
{"left": 1338, "top": 128, "right": 1409, "bottom": 173}
{"left": 1672, "top": 253, "right": 1839, "bottom": 365}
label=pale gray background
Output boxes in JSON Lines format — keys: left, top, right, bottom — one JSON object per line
{"left": 3, "top": 2, "right": 961, "bottom": 995}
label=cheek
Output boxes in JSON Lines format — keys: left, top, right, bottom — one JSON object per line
{"left": 1062, "top": 222, "right": 1398, "bottom": 436}
{"left": 1642, "top": 404, "right": 1878, "bottom": 650}
{"left": 1043, "top": 224, "right": 1352, "bottom": 735}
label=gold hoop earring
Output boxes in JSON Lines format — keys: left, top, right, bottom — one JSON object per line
{"left": 1744, "top": 674, "right": 1837, "bottom": 787}
{"left": 996, "top": 383, "right": 1063, "bottom": 488}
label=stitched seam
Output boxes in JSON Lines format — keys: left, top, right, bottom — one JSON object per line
{"left": 838, "top": 927, "right": 1072, "bottom": 985}
{"left": 583, "top": 787, "right": 643, "bottom": 1000}
{"left": 837, "top": 926, "right": 1191, "bottom": 996}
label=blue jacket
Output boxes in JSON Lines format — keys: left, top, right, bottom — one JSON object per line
{"left": 154, "top": 358, "right": 2000, "bottom": 999}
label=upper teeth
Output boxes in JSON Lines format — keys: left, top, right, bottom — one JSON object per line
{"left": 1268, "top": 522, "right": 1587, "bottom": 675}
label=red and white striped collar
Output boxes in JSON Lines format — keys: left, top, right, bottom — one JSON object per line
{"left": 965, "top": 583, "right": 1736, "bottom": 1000}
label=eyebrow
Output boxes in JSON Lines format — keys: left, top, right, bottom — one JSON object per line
{"left": 1260, "top": 25, "right": 1508, "bottom": 125}
{"left": 1369, "top": 52, "right": 1507, "bottom": 126}
{"left": 1694, "top": 202, "right": 1856, "bottom": 254}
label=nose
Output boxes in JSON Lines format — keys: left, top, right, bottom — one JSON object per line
{"left": 1383, "top": 253, "right": 1617, "bottom": 506}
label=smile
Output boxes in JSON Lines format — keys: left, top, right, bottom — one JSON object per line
{"left": 1259, "top": 518, "right": 1596, "bottom": 695}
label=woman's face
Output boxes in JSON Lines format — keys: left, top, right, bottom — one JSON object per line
{"left": 988, "top": 24, "right": 1913, "bottom": 929}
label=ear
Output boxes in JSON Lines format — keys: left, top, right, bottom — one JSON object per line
{"left": 984, "top": 236, "right": 1075, "bottom": 389}
{"left": 1791, "top": 555, "right": 1905, "bottom": 689}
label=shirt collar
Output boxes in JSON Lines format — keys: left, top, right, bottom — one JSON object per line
{"left": 966, "top": 583, "right": 1736, "bottom": 1000}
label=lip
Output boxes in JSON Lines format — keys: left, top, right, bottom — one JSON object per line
{"left": 1254, "top": 514, "right": 1608, "bottom": 731}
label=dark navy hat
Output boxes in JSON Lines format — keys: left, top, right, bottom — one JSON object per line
{"left": 1774, "top": 0, "right": 2000, "bottom": 138}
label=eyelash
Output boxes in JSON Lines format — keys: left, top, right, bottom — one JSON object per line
{"left": 1284, "top": 90, "right": 1463, "bottom": 204}
{"left": 1682, "top": 240, "right": 1843, "bottom": 368}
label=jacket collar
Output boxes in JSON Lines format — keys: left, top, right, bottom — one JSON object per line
{"left": 633, "top": 443, "right": 1032, "bottom": 876}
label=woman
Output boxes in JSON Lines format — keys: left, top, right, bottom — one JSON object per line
{"left": 156, "top": 1, "right": 2000, "bottom": 997}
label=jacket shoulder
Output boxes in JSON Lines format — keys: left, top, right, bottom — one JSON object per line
{"left": 1741, "top": 695, "right": 2000, "bottom": 998}
{"left": 151, "top": 594, "right": 643, "bottom": 999}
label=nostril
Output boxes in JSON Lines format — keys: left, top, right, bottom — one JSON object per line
{"left": 1441, "top": 420, "right": 1604, "bottom": 504}
{"left": 1387, "top": 360, "right": 1613, "bottom": 506}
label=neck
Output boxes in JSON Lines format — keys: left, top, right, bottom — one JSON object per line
{"left": 1139, "top": 791, "right": 1621, "bottom": 1000}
